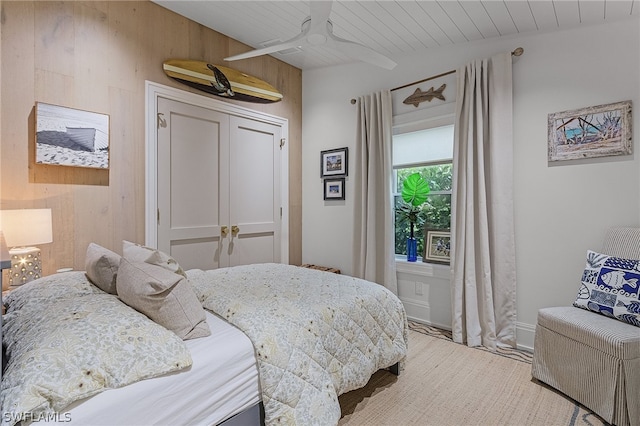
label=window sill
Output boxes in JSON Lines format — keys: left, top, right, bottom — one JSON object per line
{"left": 395, "top": 257, "right": 450, "bottom": 278}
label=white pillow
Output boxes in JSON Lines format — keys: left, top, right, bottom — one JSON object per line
{"left": 116, "top": 258, "right": 211, "bottom": 340}
{"left": 122, "top": 240, "right": 186, "bottom": 278}
{"left": 85, "top": 243, "right": 121, "bottom": 294}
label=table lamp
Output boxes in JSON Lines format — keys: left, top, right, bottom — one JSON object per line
{"left": 0, "top": 208, "right": 53, "bottom": 287}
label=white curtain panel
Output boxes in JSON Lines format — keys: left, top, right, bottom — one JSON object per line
{"left": 451, "top": 52, "right": 517, "bottom": 349}
{"left": 352, "top": 90, "right": 398, "bottom": 295}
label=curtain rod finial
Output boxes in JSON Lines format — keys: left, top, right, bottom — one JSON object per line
{"left": 512, "top": 47, "right": 524, "bottom": 57}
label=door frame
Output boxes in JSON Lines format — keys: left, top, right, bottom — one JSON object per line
{"left": 145, "top": 81, "right": 289, "bottom": 263}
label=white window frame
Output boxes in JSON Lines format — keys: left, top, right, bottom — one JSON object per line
{"left": 392, "top": 107, "right": 455, "bottom": 269}
{"left": 392, "top": 145, "right": 453, "bottom": 262}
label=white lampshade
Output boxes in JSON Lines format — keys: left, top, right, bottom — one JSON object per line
{"left": 0, "top": 209, "right": 53, "bottom": 287}
{"left": 0, "top": 208, "right": 53, "bottom": 248}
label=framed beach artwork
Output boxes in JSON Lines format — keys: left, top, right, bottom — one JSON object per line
{"left": 320, "top": 147, "right": 348, "bottom": 177}
{"left": 35, "top": 102, "right": 110, "bottom": 169}
{"left": 323, "top": 178, "right": 345, "bottom": 200}
{"left": 548, "top": 100, "right": 632, "bottom": 162}
{"left": 423, "top": 229, "right": 451, "bottom": 265}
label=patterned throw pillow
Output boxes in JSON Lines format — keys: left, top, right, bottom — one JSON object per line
{"left": 574, "top": 250, "right": 640, "bottom": 327}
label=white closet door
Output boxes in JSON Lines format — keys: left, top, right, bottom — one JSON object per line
{"left": 228, "top": 116, "right": 281, "bottom": 266}
{"left": 157, "top": 97, "right": 230, "bottom": 270}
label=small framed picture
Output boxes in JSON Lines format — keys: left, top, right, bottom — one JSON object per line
{"left": 424, "top": 229, "right": 451, "bottom": 265}
{"left": 35, "top": 102, "right": 110, "bottom": 169}
{"left": 323, "top": 178, "right": 345, "bottom": 200}
{"left": 320, "top": 147, "right": 348, "bottom": 177}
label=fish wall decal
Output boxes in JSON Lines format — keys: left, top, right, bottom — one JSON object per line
{"left": 403, "top": 84, "right": 446, "bottom": 108}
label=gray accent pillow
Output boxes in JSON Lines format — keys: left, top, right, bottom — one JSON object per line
{"left": 122, "top": 240, "right": 187, "bottom": 278}
{"left": 116, "top": 258, "right": 211, "bottom": 340}
{"left": 85, "top": 243, "right": 121, "bottom": 294}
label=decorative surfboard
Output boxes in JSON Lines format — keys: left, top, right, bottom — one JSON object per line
{"left": 163, "top": 59, "right": 283, "bottom": 104}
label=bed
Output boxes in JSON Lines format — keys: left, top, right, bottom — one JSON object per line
{"left": 1, "top": 242, "right": 408, "bottom": 426}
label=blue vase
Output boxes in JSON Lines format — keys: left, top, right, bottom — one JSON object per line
{"left": 406, "top": 237, "right": 418, "bottom": 262}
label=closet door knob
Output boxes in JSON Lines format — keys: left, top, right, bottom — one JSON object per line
{"left": 221, "top": 226, "right": 228, "bottom": 236}
{"left": 231, "top": 225, "right": 240, "bottom": 235}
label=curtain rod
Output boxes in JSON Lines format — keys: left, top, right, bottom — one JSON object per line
{"left": 350, "top": 47, "right": 524, "bottom": 104}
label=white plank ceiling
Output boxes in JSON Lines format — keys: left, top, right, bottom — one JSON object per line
{"left": 153, "top": 0, "right": 638, "bottom": 70}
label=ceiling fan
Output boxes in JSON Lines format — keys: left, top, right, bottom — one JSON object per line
{"left": 223, "top": 1, "right": 397, "bottom": 70}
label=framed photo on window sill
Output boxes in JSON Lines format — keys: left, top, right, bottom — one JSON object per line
{"left": 423, "top": 229, "right": 451, "bottom": 265}
{"left": 320, "top": 147, "right": 348, "bottom": 177}
{"left": 323, "top": 177, "right": 345, "bottom": 200}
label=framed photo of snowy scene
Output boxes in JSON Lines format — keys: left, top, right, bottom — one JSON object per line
{"left": 35, "top": 102, "right": 110, "bottom": 169}
{"left": 548, "top": 100, "right": 632, "bottom": 162}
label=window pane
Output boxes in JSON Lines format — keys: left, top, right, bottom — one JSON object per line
{"left": 424, "top": 194, "right": 451, "bottom": 229}
{"left": 424, "top": 164, "right": 452, "bottom": 192}
{"left": 395, "top": 194, "right": 452, "bottom": 256}
{"left": 395, "top": 195, "right": 421, "bottom": 256}
{"left": 394, "top": 165, "right": 452, "bottom": 258}
{"left": 395, "top": 164, "right": 452, "bottom": 193}
{"left": 396, "top": 167, "right": 415, "bottom": 193}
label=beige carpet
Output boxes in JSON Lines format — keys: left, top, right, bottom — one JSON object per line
{"left": 338, "top": 326, "right": 607, "bottom": 426}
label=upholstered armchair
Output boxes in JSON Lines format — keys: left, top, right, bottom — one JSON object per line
{"left": 531, "top": 227, "right": 640, "bottom": 426}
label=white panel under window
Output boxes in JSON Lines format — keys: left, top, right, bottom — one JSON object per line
{"left": 393, "top": 125, "right": 454, "bottom": 167}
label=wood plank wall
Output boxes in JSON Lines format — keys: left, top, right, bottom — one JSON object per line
{"left": 0, "top": 1, "right": 303, "bottom": 286}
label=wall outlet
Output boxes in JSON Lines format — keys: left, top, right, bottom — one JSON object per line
{"left": 415, "top": 282, "right": 423, "bottom": 296}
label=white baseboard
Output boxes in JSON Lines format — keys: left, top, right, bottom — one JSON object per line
{"left": 516, "top": 321, "right": 536, "bottom": 352}
{"left": 403, "top": 299, "right": 537, "bottom": 352}
{"left": 401, "top": 298, "right": 452, "bottom": 331}
{"left": 406, "top": 313, "right": 452, "bottom": 331}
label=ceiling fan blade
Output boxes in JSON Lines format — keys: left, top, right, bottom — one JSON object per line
{"left": 225, "top": 0, "right": 394, "bottom": 69}
{"left": 309, "top": 1, "right": 333, "bottom": 34}
{"left": 327, "top": 33, "right": 397, "bottom": 70}
{"left": 224, "top": 31, "right": 308, "bottom": 62}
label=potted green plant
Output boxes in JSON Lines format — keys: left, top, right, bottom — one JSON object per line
{"left": 397, "top": 173, "right": 430, "bottom": 261}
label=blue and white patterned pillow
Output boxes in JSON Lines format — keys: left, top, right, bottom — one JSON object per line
{"left": 573, "top": 250, "right": 640, "bottom": 327}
